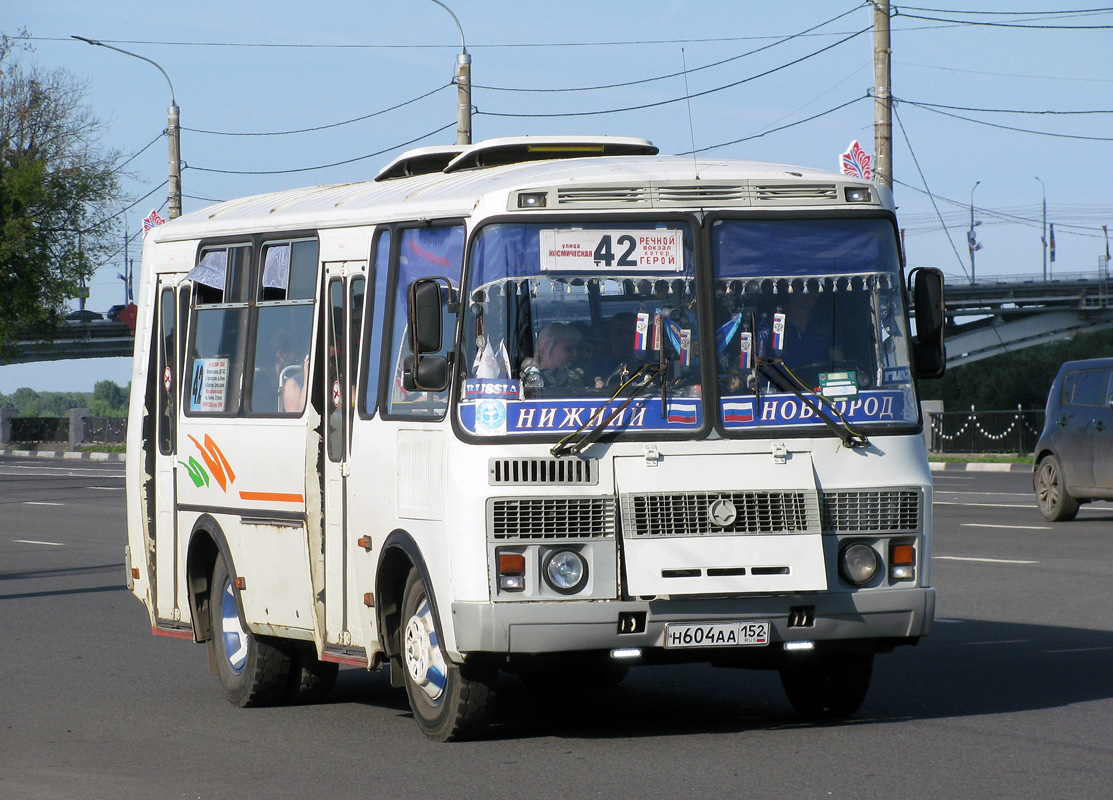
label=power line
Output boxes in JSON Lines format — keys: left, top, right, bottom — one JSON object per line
{"left": 683, "top": 94, "right": 868, "bottom": 154}
{"left": 903, "top": 99, "right": 1113, "bottom": 116}
{"left": 894, "top": 11, "right": 1113, "bottom": 29}
{"left": 187, "top": 122, "right": 455, "bottom": 175}
{"left": 477, "top": 27, "right": 869, "bottom": 118}
{"left": 895, "top": 96, "right": 1113, "bottom": 141}
{"left": 895, "top": 5, "right": 1113, "bottom": 16}
{"left": 183, "top": 82, "right": 453, "bottom": 137}
{"left": 472, "top": 4, "right": 865, "bottom": 94}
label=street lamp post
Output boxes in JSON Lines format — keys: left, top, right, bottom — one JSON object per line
{"left": 1035, "top": 176, "right": 1047, "bottom": 281}
{"left": 427, "top": 1, "right": 471, "bottom": 145}
{"left": 969, "top": 180, "right": 980, "bottom": 284}
{"left": 72, "top": 35, "right": 182, "bottom": 219}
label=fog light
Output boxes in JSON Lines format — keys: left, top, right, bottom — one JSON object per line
{"left": 611, "top": 648, "right": 641, "bottom": 659}
{"left": 840, "top": 542, "right": 879, "bottom": 586}
{"left": 784, "top": 641, "right": 815, "bottom": 652}
{"left": 542, "top": 549, "right": 588, "bottom": 594}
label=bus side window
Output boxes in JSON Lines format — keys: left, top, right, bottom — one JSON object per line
{"left": 157, "top": 288, "right": 176, "bottom": 454}
{"left": 249, "top": 240, "right": 317, "bottom": 415}
{"left": 185, "top": 245, "right": 251, "bottom": 415}
{"left": 385, "top": 225, "right": 464, "bottom": 418}
{"left": 361, "top": 230, "right": 390, "bottom": 417}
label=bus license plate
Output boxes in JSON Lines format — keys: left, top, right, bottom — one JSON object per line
{"left": 664, "top": 621, "right": 770, "bottom": 649}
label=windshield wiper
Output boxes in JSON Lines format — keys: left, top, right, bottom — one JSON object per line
{"left": 551, "top": 363, "right": 665, "bottom": 458}
{"left": 754, "top": 358, "right": 870, "bottom": 449}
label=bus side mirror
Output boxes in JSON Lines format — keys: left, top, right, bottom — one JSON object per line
{"left": 405, "top": 277, "right": 454, "bottom": 392}
{"left": 909, "top": 267, "right": 946, "bottom": 379}
{"left": 409, "top": 278, "right": 444, "bottom": 354}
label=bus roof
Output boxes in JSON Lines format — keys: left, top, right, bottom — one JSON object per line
{"left": 150, "top": 137, "right": 886, "bottom": 244}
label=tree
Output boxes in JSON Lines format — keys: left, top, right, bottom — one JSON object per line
{"left": 0, "top": 31, "right": 127, "bottom": 359}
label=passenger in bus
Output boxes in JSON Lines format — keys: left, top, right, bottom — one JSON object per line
{"left": 269, "top": 332, "right": 307, "bottom": 413}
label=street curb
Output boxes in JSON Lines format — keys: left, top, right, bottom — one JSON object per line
{"left": 0, "top": 448, "right": 126, "bottom": 462}
{"left": 929, "top": 461, "right": 1030, "bottom": 473}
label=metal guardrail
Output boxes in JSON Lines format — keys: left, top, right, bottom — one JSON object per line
{"left": 10, "top": 417, "right": 69, "bottom": 444}
{"left": 5, "top": 415, "right": 126, "bottom": 446}
{"left": 929, "top": 409, "right": 1044, "bottom": 455}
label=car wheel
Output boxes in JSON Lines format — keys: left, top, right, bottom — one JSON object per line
{"left": 1035, "top": 455, "right": 1080, "bottom": 522}
{"left": 208, "top": 557, "right": 292, "bottom": 707}
{"left": 400, "top": 570, "right": 495, "bottom": 741}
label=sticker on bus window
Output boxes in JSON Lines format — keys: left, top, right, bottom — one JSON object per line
{"left": 539, "top": 229, "right": 683, "bottom": 273}
{"left": 189, "top": 358, "right": 229, "bottom": 412}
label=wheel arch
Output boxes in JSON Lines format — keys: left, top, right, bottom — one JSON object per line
{"left": 375, "top": 529, "right": 440, "bottom": 664}
{"left": 185, "top": 514, "right": 237, "bottom": 643}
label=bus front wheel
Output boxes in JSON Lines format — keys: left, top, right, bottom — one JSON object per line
{"left": 208, "top": 557, "right": 292, "bottom": 707}
{"left": 400, "top": 570, "right": 495, "bottom": 741}
{"left": 778, "top": 651, "right": 873, "bottom": 720}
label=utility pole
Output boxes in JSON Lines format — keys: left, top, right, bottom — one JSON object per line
{"left": 873, "top": 0, "right": 892, "bottom": 189}
{"left": 969, "top": 181, "right": 980, "bottom": 284}
{"left": 1036, "top": 177, "right": 1047, "bottom": 281}
{"left": 73, "top": 36, "right": 182, "bottom": 218}
{"left": 428, "top": 1, "right": 471, "bottom": 145}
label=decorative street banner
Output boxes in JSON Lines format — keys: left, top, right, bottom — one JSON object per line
{"left": 142, "top": 209, "right": 167, "bottom": 236}
{"left": 840, "top": 140, "right": 872, "bottom": 181}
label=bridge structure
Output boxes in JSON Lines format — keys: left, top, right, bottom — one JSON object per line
{"left": 4, "top": 320, "right": 136, "bottom": 365}
{"left": 943, "top": 260, "right": 1113, "bottom": 366}
{"left": 4, "top": 262, "right": 1112, "bottom": 368}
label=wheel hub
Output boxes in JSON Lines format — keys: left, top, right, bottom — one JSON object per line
{"left": 403, "top": 596, "right": 448, "bottom": 703}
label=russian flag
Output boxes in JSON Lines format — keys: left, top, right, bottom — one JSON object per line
{"left": 723, "top": 400, "right": 755, "bottom": 423}
{"left": 772, "top": 312, "right": 786, "bottom": 351}
{"left": 634, "top": 312, "right": 650, "bottom": 351}
{"left": 667, "top": 402, "right": 698, "bottom": 424}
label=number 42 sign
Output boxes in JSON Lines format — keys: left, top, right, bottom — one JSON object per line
{"left": 540, "top": 229, "right": 684, "bottom": 273}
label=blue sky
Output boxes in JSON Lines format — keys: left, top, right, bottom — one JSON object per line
{"left": 3, "top": 1, "right": 1111, "bottom": 392}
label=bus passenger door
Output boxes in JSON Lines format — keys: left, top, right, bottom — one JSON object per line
{"left": 153, "top": 279, "right": 187, "bottom": 625}
{"left": 321, "top": 263, "right": 367, "bottom": 653}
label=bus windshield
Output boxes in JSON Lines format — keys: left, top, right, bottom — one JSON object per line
{"left": 457, "top": 216, "right": 917, "bottom": 440}
{"left": 710, "top": 217, "right": 916, "bottom": 434}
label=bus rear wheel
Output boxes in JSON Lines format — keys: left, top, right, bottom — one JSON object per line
{"left": 778, "top": 651, "right": 873, "bottom": 720}
{"left": 208, "top": 557, "right": 292, "bottom": 707}
{"left": 400, "top": 570, "right": 495, "bottom": 741}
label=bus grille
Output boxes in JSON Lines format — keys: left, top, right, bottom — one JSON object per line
{"left": 489, "top": 497, "right": 616, "bottom": 540}
{"left": 488, "top": 457, "right": 598, "bottom": 486}
{"left": 820, "top": 489, "right": 921, "bottom": 532}
{"left": 620, "top": 491, "right": 820, "bottom": 538}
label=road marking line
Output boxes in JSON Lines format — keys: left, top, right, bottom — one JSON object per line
{"left": 934, "top": 501, "right": 1034, "bottom": 508}
{"left": 960, "top": 523, "right": 1051, "bottom": 530}
{"left": 1045, "top": 647, "right": 1112, "bottom": 654}
{"left": 13, "top": 539, "right": 64, "bottom": 546}
{"left": 934, "top": 555, "right": 1039, "bottom": 564}
{"left": 22, "top": 501, "right": 64, "bottom": 506}
{"left": 88, "top": 486, "right": 122, "bottom": 491}
{"left": 963, "top": 639, "right": 1028, "bottom": 646}
{"left": 937, "top": 491, "right": 1031, "bottom": 497}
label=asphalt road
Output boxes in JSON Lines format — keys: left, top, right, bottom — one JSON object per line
{"left": 2, "top": 456, "right": 1112, "bottom": 799}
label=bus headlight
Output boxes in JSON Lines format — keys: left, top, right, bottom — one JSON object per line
{"left": 839, "top": 542, "right": 879, "bottom": 586}
{"left": 542, "top": 549, "right": 588, "bottom": 595}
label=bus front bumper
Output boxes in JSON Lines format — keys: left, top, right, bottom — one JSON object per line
{"left": 450, "top": 586, "right": 935, "bottom": 657}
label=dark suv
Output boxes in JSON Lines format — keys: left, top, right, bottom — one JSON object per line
{"left": 1033, "top": 358, "right": 1113, "bottom": 521}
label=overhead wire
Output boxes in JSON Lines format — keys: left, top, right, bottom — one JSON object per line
{"left": 477, "top": 27, "right": 869, "bottom": 118}
{"left": 894, "top": 96, "right": 1113, "bottom": 141}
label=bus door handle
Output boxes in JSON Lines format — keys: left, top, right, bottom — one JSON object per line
{"left": 1094, "top": 420, "right": 1106, "bottom": 433}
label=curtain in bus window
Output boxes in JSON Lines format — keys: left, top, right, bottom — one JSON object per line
{"left": 186, "top": 250, "right": 227, "bottom": 290}
{"left": 262, "top": 245, "right": 290, "bottom": 290}
{"left": 711, "top": 218, "right": 900, "bottom": 278}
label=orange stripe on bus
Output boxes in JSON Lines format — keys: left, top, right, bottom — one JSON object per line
{"left": 238, "top": 491, "right": 304, "bottom": 503}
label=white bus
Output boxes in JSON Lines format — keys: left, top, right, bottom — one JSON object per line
{"left": 125, "top": 136, "right": 946, "bottom": 740}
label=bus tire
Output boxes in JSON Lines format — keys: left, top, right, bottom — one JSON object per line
{"left": 1035, "top": 455, "right": 1080, "bottom": 522}
{"left": 778, "top": 651, "right": 873, "bottom": 720}
{"left": 400, "top": 570, "right": 495, "bottom": 741}
{"left": 286, "top": 645, "right": 339, "bottom": 704}
{"left": 208, "top": 557, "right": 292, "bottom": 708}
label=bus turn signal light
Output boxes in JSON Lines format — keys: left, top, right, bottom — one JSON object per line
{"left": 498, "top": 552, "right": 526, "bottom": 592}
{"left": 890, "top": 543, "right": 916, "bottom": 581}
